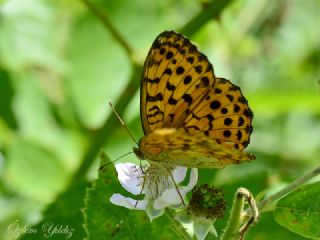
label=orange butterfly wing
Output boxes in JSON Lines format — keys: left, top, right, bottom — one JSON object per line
{"left": 139, "top": 128, "right": 255, "bottom": 168}
{"left": 138, "top": 31, "right": 254, "bottom": 168}
{"left": 140, "top": 31, "right": 215, "bottom": 134}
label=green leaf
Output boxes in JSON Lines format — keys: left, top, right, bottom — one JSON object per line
{"left": 68, "top": 16, "right": 130, "bottom": 128}
{"left": 83, "top": 155, "right": 178, "bottom": 239}
{"left": 5, "top": 140, "right": 68, "bottom": 203}
{"left": 19, "top": 181, "right": 88, "bottom": 240}
{"left": 0, "top": 0, "right": 65, "bottom": 71}
{"left": 247, "top": 212, "right": 306, "bottom": 240}
{"left": 274, "top": 181, "right": 320, "bottom": 239}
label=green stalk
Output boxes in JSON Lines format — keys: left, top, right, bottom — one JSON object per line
{"left": 257, "top": 165, "right": 320, "bottom": 213}
{"left": 220, "top": 190, "right": 245, "bottom": 240}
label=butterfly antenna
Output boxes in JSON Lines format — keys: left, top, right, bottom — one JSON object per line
{"left": 109, "top": 102, "right": 138, "bottom": 146}
{"left": 99, "top": 151, "right": 134, "bottom": 170}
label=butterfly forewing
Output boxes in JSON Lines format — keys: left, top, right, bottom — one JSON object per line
{"left": 141, "top": 31, "right": 215, "bottom": 134}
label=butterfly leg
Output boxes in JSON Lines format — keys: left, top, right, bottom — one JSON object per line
{"left": 135, "top": 172, "right": 147, "bottom": 207}
{"left": 169, "top": 171, "right": 185, "bottom": 207}
{"left": 139, "top": 159, "right": 145, "bottom": 174}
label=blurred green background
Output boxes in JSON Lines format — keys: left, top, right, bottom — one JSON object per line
{"left": 0, "top": 0, "right": 320, "bottom": 239}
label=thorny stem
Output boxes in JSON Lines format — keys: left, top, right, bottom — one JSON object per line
{"left": 220, "top": 189, "right": 245, "bottom": 240}
{"left": 221, "top": 167, "right": 320, "bottom": 240}
{"left": 221, "top": 188, "right": 258, "bottom": 240}
{"left": 165, "top": 209, "right": 191, "bottom": 240}
{"left": 239, "top": 217, "right": 255, "bottom": 240}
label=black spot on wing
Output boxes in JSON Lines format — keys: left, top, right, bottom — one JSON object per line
{"left": 224, "top": 118, "right": 232, "bottom": 126}
{"left": 147, "top": 93, "right": 163, "bottom": 102}
{"left": 166, "top": 51, "right": 173, "bottom": 59}
{"left": 168, "top": 97, "right": 178, "bottom": 105}
{"left": 237, "top": 130, "right": 242, "bottom": 140}
{"left": 147, "top": 109, "right": 164, "bottom": 118}
{"left": 226, "top": 94, "right": 234, "bottom": 102}
{"left": 145, "top": 77, "right": 160, "bottom": 84}
{"left": 194, "top": 65, "right": 202, "bottom": 74}
{"left": 182, "top": 94, "right": 192, "bottom": 105}
{"left": 184, "top": 75, "right": 192, "bottom": 84}
{"left": 164, "top": 68, "right": 172, "bottom": 75}
{"left": 176, "top": 66, "right": 185, "bottom": 75}
{"left": 201, "top": 77, "right": 209, "bottom": 87}
{"left": 223, "top": 130, "right": 231, "bottom": 138}
{"left": 238, "top": 116, "right": 244, "bottom": 126}
{"left": 234, "top": 104, "right": 240, "bottom": 113}
{"left": 207, "top": 114, "right": 214, "bottom": 121}
{"left": 186, "top": 125, "right": 200, "bottom": 131}
{"left": 166, "top": 82, "right": 176, "bottom": 91}
{"left": 187, "top": 56, "right": 194, "bottom": 64}
{"left": 159, "top": 47, "right": 166, "bottom": 55}
{"left": 221, "top": 108, "right": 228, "bottom": 114}
{"left": 210, "top": 100, "right": 221, "bottom": 110}
{"left": 214, "top": 88, "right": 222, "bottom": 94}
{"left": 148, "top": 105, "right": 160, "bottom": 112}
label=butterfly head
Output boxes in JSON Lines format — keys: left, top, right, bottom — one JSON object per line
{"left": 133, "top": 147, "right": 145, "bottom": 160}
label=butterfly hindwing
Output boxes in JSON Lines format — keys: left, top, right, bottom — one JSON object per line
{"left": 139, "top": 128, "right": 255, "bottom": 168}
{"left": 183, "top": 78, "right": 253, "bottom": 150}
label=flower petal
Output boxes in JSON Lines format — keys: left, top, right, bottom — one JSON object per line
{"left": 110, "top": 193, "right": 147, "bottom": 210}
{"left": 153, "top": 187, "right": 183, "bottom": 209}
{"left": 115, "top": 163, "right": 143, "bottom": 195}
{"left": 146, "top": 202, "right": 165, "bottom": 221}
{"left": 186, "top": 168, "right": 198, "bottom": 190}
{"left": 209, "top": 224, "right": 218, "bottom": 237}
{"left": 172, "top": 167, "right": 187, "bottom": 184}
{"left": 193, "top": 217, "right": 214, "bottom": 240}
{"left": 178, "top": 168, "right": 198, "bottom": 195}
{"left": 175, "top": 209, "right": 193, "bottom": 224}
{"left": 153, "top": 168, "right": 198, "bottom": 210}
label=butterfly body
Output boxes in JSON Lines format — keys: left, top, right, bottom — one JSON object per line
{"left": 135, "top": 31, "right": 255, "bottom": 169}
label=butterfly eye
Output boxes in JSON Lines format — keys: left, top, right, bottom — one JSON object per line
{"left": 133, "top": 147, "right": 144, "bottom": 160}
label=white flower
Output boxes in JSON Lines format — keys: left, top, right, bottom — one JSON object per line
{"left": 110, "top": 162, "right": 198, "bottom": 221}
{"left": 176, "top": 211, "right": 218, "bottom": 240}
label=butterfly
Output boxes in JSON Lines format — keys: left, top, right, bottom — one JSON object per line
{"left": 133, "top": 31, "right": 255, "bottom": 169}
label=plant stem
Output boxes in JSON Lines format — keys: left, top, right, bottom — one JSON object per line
{"left": 72, "top": 63, "right": 141, "bottom": 182}
{"left": 220, "top": 189, "right": 245, "bottom": 240}
{"left": 165, "top": 209, "right": 192, "bottom": 240}
{"left": 257, "top": 165, "right": 320, "bottom": 212}
{"left": 180, "top": 0, "right": 233, "bottom": 37}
